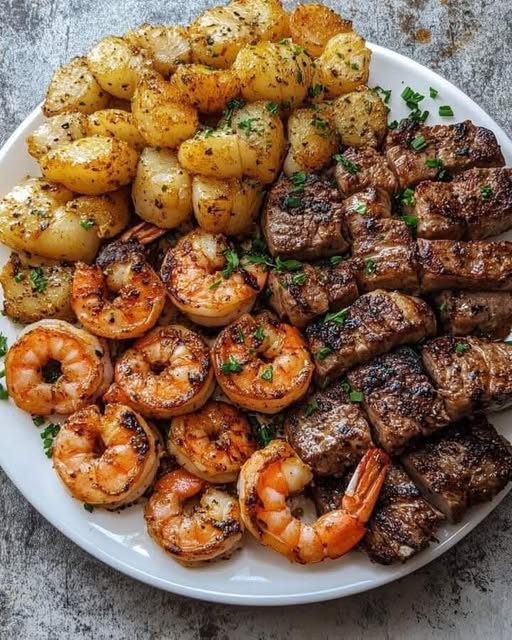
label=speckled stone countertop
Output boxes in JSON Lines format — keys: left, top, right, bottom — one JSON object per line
{"left": 1, "top": 1, "right": 512, "bottom": 638}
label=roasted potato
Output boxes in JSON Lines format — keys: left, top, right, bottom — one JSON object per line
{"left": 40, "top": 136, "right": 138, "bottom": 195}
{"left": 64, "top": 187, "right": 131, "bottom": 238}
{"left": 86, "top": 109, "right": 146, "bottom": 149}
{"left": 313, "top": 32, "right": 371, "bottom": 98}
{"left": 26, "top": 112, "right": 88, "bottom": 160}
{"left": 289, "top": 3, "right": 352, "bottom": 57}
{"left": 170, "top": 65, "right": 240, "bottom": 113}
{"left": 132, "top": 71, "right": 199, "bottom": 148}
{"left": 0, "top": 178, "right": 101, "bottom": 262}
{"left": 124, "top": 23, "right": 191, "bottom": 76}
{"left": 331, "top": 89, "right": 388, "bottom": 147}
{"left": 233, "top": 40, "right": 313, "bottom": 107}
{"left": 178, "top": 128, "right": 244, "bottom": 179}
{"left": 43, "top": 57, "right": 110, "bottom": 117}
{"left": 192, "top": 176, "right": 263, "bottom": 235}
{"left": 87, "top": 36, "right": 147, "bottom": 99}
{"left": 132, "top": 148, "right": 193, "bottom": 228}
{"left": 242, "top": 0, "right": 290, "bottom": 41}
{"left": 0, "top": 252, "right": 74, "bottom": 324}
{"left": 284, "top": 104, "right": 339, "bottom": 174}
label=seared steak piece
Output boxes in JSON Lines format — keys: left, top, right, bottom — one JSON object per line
{"left": 268, "top": 261, "right": 358, "bottom": 328}
{"left": 412, "top": 168, "right": 512, "bottom": 240}
{"left": 343, "top": 186, "right": 393, "bottom": 221}
{"left": 335, "top": 147, "right": 399, "bottom": 196}
{"left": 433, "top": 290, "right": 512, "bottom": 339}
{"left": 417, "top": 239, "right": 512, "bottom": 292}
{"left": 306, "top": 289, "right": 437, "bottom": 379}
{"left": 385, "top": 119, "right": 504, "bottom": 188}
{"left": 347, "top": 348, "right": 450, "bottom": 455}
{"left": 422, "top": 336, "right": 512, "bottom": 420}
{"left": 285, "top": 382, "right": 372, "bottom": 476}
{"left": 262, "top": 173, "right": 349, "bottom": 260}
{"left": 402, "top": 415, "right": 512, "bottom": 523}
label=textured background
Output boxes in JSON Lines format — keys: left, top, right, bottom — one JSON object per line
{"left": 1, "top": 1, "right": 512, "bottom": 638}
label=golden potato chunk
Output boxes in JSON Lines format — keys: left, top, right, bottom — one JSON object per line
{"left": 124, "top": 24, "right": 191, "bottom": 76}
{"left": 43, "top": 57, "right": 110, "bottom": 117}
{"left": 26, "top": 112, "right": 88, "bottom": 160}
{"left": 64, "top": 187, "right": 131, "bottom": 239}
{"left": 178, "top": 128, "right": 244, "bottom": 180}
{"left": 289, "top": 3, "right": 352, "bottom": 57}
{"left": 0, "top": 252, "right": 74, "bottom": 324}
{"left": 132, "top": 148, "right": 193, "bottom": 228}
{"left": 40, "top": 136, "right": 139, "bottom": 195}
{"left": 171, "top": 65, "right": 240, "bottom": 113}
{"left": 331, "top": 89, "right": 388, "bottom": 147}
{"left": 86, "top": 109, "right": 146, "bottom": 149}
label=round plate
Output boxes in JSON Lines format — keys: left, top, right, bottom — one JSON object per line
{"left": 1, "top": 43, "right": 511, "bottom": 606}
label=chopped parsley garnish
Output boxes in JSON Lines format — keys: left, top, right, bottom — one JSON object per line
{"left": 323, "top": 307, "right": 349, "bottom": 326}
{"left": 438, "top": 302, "right": 449, "bottom": 312}
{"left": 84, "top": 504, "right": 94, "bottom": 513}
{"left": 289, "top": 170, "right": 307, "bottom": 191}
{"left": 248, "top": 415, "right": 275, "bottom": 447}
{"left": 265, "top": 102, "right": 279, "bottom": 115}
{"left": 0, "top": 383, "right": 8, "bottom": 400}
{"left": 349, "top": 390, "right": 363, "bottom": 403}
{"left": 308, "top": 84, "right": 324, "bottom": 98}
{"left": 234, "top": 328, "right": 245, "bottom": 344}
{"left": 365, "top": 258, "right": 377, "bottom": 275}
{"left": 283, "top": 194, "right": 302, "bottom": 209}
{"left": 480, "top": 184, "right": 494, "bottom": 201}
{"left": 429, "top": 87, "right": 439, "bottom": 98}
{"left": 14, "top": 272, "right": 25, "bottom": 282}
{"left": 439, "top": 105, "right": 454, "bottom": 117}
{"left": 304, "top": 398, "right": 319, "bottom": 417}
{"left": 221, "top": 249, "right": 240, "bottom": 279}
{"left": 29, "top": 267, "right": 48, "bottom": 293}
{"left": 402, "top": 215, "right": 418, "bottom": 233}
{"left": 275, "top": 256, "right": 303, "bottom": 272}
{"left": 260, "top": 366, "right": 274, "bottom": 382}
{"left": 80, "top": 219, "right": 95, "bottom": 230}
{"left": 388, "top": 120, "right": 399, "bottom": 130}
{"left": 329, "top": 255, "right": 345, "bottom": 265}
{"left": 311, "top": 116, "right": 332, "bottom": 137}
{"left": 238, "top": 117, "right": 258, "bottom": 136}
{"left": 455, "top": 342, "right": 470, "bottom": 354}
{"left": 334, "top": 154, "right": 359, "bottom": 174}
{"left": 253, "top": 326, "right": 265, "bottom": 342}
{"left": 410, "top": 135, "right": 427, "bottom": 152}
{"left": 0, "top": 334, "right": 7, "bottom": 357}
{"left": 204, "top": 127, "right": 214, "bottom": 138}
{"left": 352, "top": 202, "right": 367, "bottom": 215}
{"left": 401, "top": 188, "right": 416, "bottom": 206}
{"left": 425, "top": 158, "right": 448, "bottom": 179}
{"left": 32, "top": 415, "right": 45, "bottom": 427}
{"left": 373, "top": 86, "right": 392, "bottom": 104}
{"left": 220, "top": 355, "right": 243, "bottom": 374}
{"left": 209, "top": 279, "right": 222, "bottom": 290}
{"left": 41, "top": 423, "right": 60, "bottom": 458}
{"left": 317, "top": 346, "right": 333, "bottom": 361}
{"left": 223, "top": 97, "right": 245, "bottom": 123}
{"left": 350, "top": 62, "right": 359, "bottom": 70}
{"left": 291, "top": 272, "right": 307, "bottom": 286}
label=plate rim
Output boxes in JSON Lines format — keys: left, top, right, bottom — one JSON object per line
{"left": 0, "top": 41, "right": 511, "bottom": 606}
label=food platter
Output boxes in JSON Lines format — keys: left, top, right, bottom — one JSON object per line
{"left": 0, "top": 42, "right": 511, "bottom": 606}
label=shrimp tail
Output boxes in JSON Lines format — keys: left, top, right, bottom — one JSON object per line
{"left": 120, "top": 221, "right": 167, "bottom": 245}
{"left": 342, "top": 448, "right": 390, "bottom": 524}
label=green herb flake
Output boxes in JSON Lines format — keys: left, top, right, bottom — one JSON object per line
{"left": 351, "top": 62, "right": 360, "bottom": 70}
{"left": 388, "top": 120, "right": 399, "bottom": 130}
{"left": 238, "top": 117, "right": 258, "bottom": 136}
{"left": 260, "top": 366, "right": 274, "bottom": 382}
{"left": 438, "top": 302, "right": 449, "bottom": 312}
{"left": 32, "top": 415, "right": 45, "bottom": 427}
{"left": 29, "top": 267, "right": 48, "bottom": 293}
{"left": 401, "top": 86, "right": 425, "bottom": 110}
{"left": 283, "top": 194, "right": 303, "bottom": 209}
{"left": 0, "top": 334, "right": 8, "bottom": 357}
{"left": 275, "top": 256, "right": 303, "bottom": 272}
{"left": 365, "top": 258, "right": 377, "bottom": 275}
{"left": 425, "top": 158, "right": 448, "bottom": 179}
{"left": 265, "top": 102, "right": 279, "bottom": 115}
{"left": 234, "top": 328, "right": 245, "bottom": 344}
{"left": 253, "top": 326, "right": 265, "bottom": 342}
{"left": 41, "top": 422, "right": 60, "bottom": 457}
{"left": 0, "top": 383, "right": 8, "bottom": 400}
{"left": 14, "top": 272, "right": 25, "bottom": 282}
{"left": 223, "top": 97, "right": 245, "bottom": 123}
{"left": 410, "top": 135, "right": 427, "bottom": 152}
{"left": 323, "top": 307, "right": 349, "bottom": 326}
{"left": 402, "top": 215, "right": 418, "bottom": 233}
{"left": 317, "top": 346, "right": 333, "bottom": 361}
{"left": 296, "top": 69, "right": 303, "bottom": 84}
{"left": 304, "top": 398, "right": 319, "bottom": 418}
{"left": 204, "top": 127, "right": 214, "bottom": 138}
{"left": 308, "top": 84, "right": 324, "bottom": 98}
{"left": 84, "top": 504, "right": 94, "bottom": 513}
{"left": 352, "top": 202, "right": 367, "bottom": 215}
{"left": 480, "top": 184, "right": 494, "bottom": 201}
{"left": 209, "top": 279, "right": 222, "bottom": 290}
{"left": 311, "top": 116, "right": 332, "bottom": 137}
{"left": 80, "top": 219, "right": 95, "bottom": 230}
{"left": 429, "top": 87, "right": 439, "bottom": 98}
{"left": 292, "top": 272, "right": 307, "bottom": 286}
{"left": 439, "top": 105, "right": 454, "bottom": 117}
{"left": 455, "top": 342, "right": 470, "bottom": 354}
{"left": 349, "top": 390, "right": 363, "bottom": 403}
{"left": 401, "top": 188, "right": 416, "bottom": 206}
{"left": 248, "top": 415, "right": 275, "bottom": 448}
{"left": 221, "top": 248, "right": 240, "bottom": 279}
{"left": 373, "top": 86, "right": 392, "bottom": 104}
{"left": 333, "top": 154, "right": 359, "bottom": 175}
{"left": 220, "top": 355, "right": 243, "bottom": 374}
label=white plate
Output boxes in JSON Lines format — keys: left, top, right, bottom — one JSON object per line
{"left": 0, "top": 43, "right": 511, "bottom": 606}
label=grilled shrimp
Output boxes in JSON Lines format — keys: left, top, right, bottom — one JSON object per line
{"left": 145, "top": 468, "right": 243, "bottom": 565}
{"left": 160, "top": 228, "right": 267, "bottom": 327}
{"left": 212, "top": 312, "right": 314, "bottom": 413}
{"left": 168, "top": 400, "right": 257, "bottom": 483}
{"left": 104, "top": 324, "right": 215, "bottom": 419}
{"left": 53, "top": 403, "right": 161, "bottom": 508}
{"left": 5, "top": 319, "right": 112, "bottom": 415}
{"left": 238, "top": 440, "right": 390, "bottom": 563}
{"left": 71, "top": 239, "right": 167, "bottom": 340}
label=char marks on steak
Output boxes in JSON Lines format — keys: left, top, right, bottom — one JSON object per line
{"left": 347, "top": 347, "right": 450, "bottom": 455}
{"left": 335, "top": 147, "right": 399, "bottom": 197}
{"left": 401, "top": 415, "right": 512, "bottom": 523}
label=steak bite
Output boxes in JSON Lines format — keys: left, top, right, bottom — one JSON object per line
{"left": 306, "top": 289, "right": 437, "bottom": 379}
{"left": 343, "top": 186, "right": 393, "bottom": 222}
{"left": 412, "top": 167, "right": 512, "bottom": 240}
{"left": 421, "top": 336, "right": 512, "bottom": 420}
{"left": 262, "top": 173, "right": 348, "bottom": 260}
{"left": 433, "top": 290, "right": 512, "bottom": 339}
{"left": 347, "top": 347, "right": 450, "bottom": 455}
{"left": 385, "top": 119, "right": 505, "bottom": 188}
{"left": 401, "top": 415, "right": 512, "bottom": 523}
{"left": 417, "top": 239, "right": 512, "bottom": 292}
{"left": 285, "top": 382, "right": 372, "bottom": 476}
{"left": 334, "top": 147, "right": 399, "bottom": 196}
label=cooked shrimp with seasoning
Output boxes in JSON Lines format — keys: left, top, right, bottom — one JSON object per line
{"left": 145, "top": 468, "right": 243, "bottom": 565}
{"left": 168, "top": 400, "right": 257, "bottom": 483}
{"left": 5, "top": 319, "right": 112, "bottom": 415}
{"left": 212, "top": 311, "right": 314, "bottom": 413}
{"left": 53, "top": 403, "right": 161, "bottom": 508}
{"left": 160, "top": 228, "right": 267, "bottom": 327}
{"left": 238, "top": 440, "right": 390, "bottom": 563}
{"left": 104, "top": 324, "right": 215, "bottom": 418}
{"left": 72, "top": 238, "right": 167, "bottom": 340}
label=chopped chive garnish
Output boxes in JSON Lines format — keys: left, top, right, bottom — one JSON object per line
{"left": 324, "top": 307, "right": 349, "bottom": 326}
{"left": 14, "top": 272, "right": 25, "bottom": 282}
{"left": 388, "top": 120, "right": 399, "bottom": 130}
{"left": 401, "top": 188, "right": 416, "bottom": 206}
{"left": 349, "top": 390, "right": 363, "bottom": 403}
{"left": 291, "top": 272, "right": 307, "bottom": 286}
{"left": 402, "top": 215, "right": 418, "bottom": 233}
{"left": 32, "top": 415, "right": 45, "bottom": 427}
{"left": 455, "top": 342, "right": 470, "bottom": 354}
{"left": 317, "top": 346, "right": 333, "bottom": 361}
{"left": 0, "top": 334, "right": 8, "bottom": 357}
{"left": 334, "top": 155, "right": 359, "bottom": 174}
{"left": 480, "top": 184, "right": 494, "bottom": 201}
{"left": 373, "top": 86, "right": 392, "bottom": 104}
{"left": 429, "top": 87, "right": 439, "bottom": 98}
{"left": 209, "top": 279, "right": 222, "bottom": 290}
{"left": 352, "top": 203, "right": 367, "bottom": 215}
{"left": 265, "top": 102, "right": 279, "bottom": 115}
{"left": 0, "top": 383, "right": 8, "bottom": 400}
{"left": 365, "top": 259, "right": 377, "bottom": 275}
{"left": 410, "top": 135, "right": 427, "bottom": 152}
{"left": 439, "top": 105, "right": 454, "bottom": 117}
{"left": 425, "top": 158, "right": 448, "bottom": 180}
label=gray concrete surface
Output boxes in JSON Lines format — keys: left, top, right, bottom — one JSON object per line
{"left": 1, "top": 1, "right": 512, "bottom": 638}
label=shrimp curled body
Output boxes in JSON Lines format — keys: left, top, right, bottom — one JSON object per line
{"left": 145, "top": 469, "right": 243, "bottom": 565}
{"left": 238, "top": 440, "right": 390, "bottom": 563}
{"left": 53, "top": 403, "right": 161, "bottom": 508}
{"left": 5, "top": 319, "right": 112, "bottom": 415}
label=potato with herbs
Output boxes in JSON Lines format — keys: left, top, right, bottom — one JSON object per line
{"left": 233, "top": 40, "right": 313, "bottom": 108}
{"left": 170, "top": 65, "right": 240, "bottom": 113}
{"left": 313, "top": 32, "right": 371, "bottom": 98}
{"left": 331, "top": 88, "right": 388, "bottom": 147}
{"left": 132, "top": 71, "right": 199, "bottom": 148}
{"left": 43, "top": 57, "right": 110, "bottom": 117}
{"left": 124, "top": 23, "right": 191, "bottom": 76}
{"left": 86, "top": 109, "right": 146, "bottom": 149}
{"left": 0, "top": 252, "right": 74, "bottom": 324}
{"left": 27, "top": 112, "right": 88, "bottom": 160}
{"left": 178, "top": 128, "right": 244, "bottom": 179}
{"left": 289, "top": 3, "right": 352, "bottom": 57}
{"left": 0, "top": 178, "right": 100, "bottom": 262}
{"left": 132, "top": 148, "right": 193, "bottom": 228}
{"left": 192, "top": 176, "right": 262, "bottom": 235}
{"left": 284, "top": 104, "right": 339, "bottom": 174}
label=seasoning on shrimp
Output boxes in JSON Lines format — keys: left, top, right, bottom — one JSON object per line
{"left": 212, "top": 311, "right": 314, "bottom": 413}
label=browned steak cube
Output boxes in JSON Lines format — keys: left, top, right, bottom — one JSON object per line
{"left": 285, "top": 381, "right": 372, "bottom": 476}
{"left": 347, "top": 347, "right": 450, "bottom": 455}
{"left": 310, "top": 475, "right": 346, "bottom": 515}
{"left": 433, "top": 290, "right": 512, "bottom": 339}
{"left": 417, "top": 239, "right": 512, "bottom": 292}
{"left": 306, "top": 290, "right": 437, "bottom": 379}
{"left": 343, "top": 186, "right": 393, "bottom": 222}
{"left": 334, "top": 147, "right": 399, "bottom": 196}
{"left": 421, "top": 336, "right": 512, "bottom": 420}
{"left": 385, "top": 119, "right": 504, "bottom": 188}
{"left": 262, "top": 173, "right": 348, "bottom": 260}
{"left": 401, "top": 415, "right": 512, "bottom": 523}
{"left": 318, "top": 261, "right": 359, "bottom": 310}
{"left": 412, "top": 181, "right": 467, "bottom": 240}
